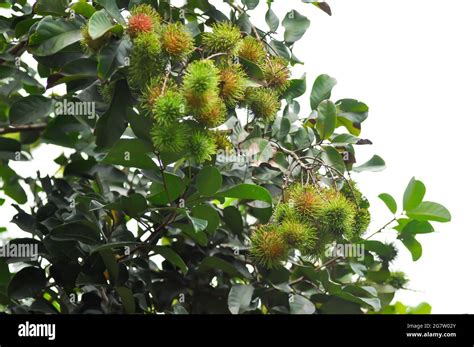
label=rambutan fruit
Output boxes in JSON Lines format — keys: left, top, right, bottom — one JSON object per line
{"left": 245, "top": 87, "right": 280, "bottom": 122}
{"left": 378, "top": 242, "right": 399, "bottom": 264}
{"left": 142, "top": 77, "right": 176, "bottom": 110}
{"left": 128, "top": 31, "right": 164, "bottom": 88}
{"left": 211, "top": 130, "right": 233, "bottom": 151}
{"left": 151, "top": 122, "right": 189, "bottom": 153}
{"left": 278, "top": 219, "right": 317, "bottom": 254}
{"left": 273, "top": 202, "right": 300, "bottom": 223}
{"left": 250, "top": 225, "right": 289, "bottom": 269}
{"left": 160, "top": 22, "right": 195, "bottom": 59}
{"left": 351, "top": 208, "right": 371, "bottom": 240}
{"left": 262, "top": 56, "right": 291, "bottom": 94}
{"left": 386, "top": 271, "right": 409, "bottom": 289}
{"left": 183, "top": 60, "right": 220, "bottom": 108}
{"left": 187, "top": 129, "right": 218, "bottom": 163}
{"left": 202, "top": 22, "right": 242, "bottom": 55}
{"left": 194, "top": 96, "right": 227, "bottom": 128}
{"left": 81, "top": 25, "right": 111, "bottom": 53}
{"left": 287, "top": 184, "right": 321, "bottom": 219}
{"left": 153, "top": 90, "right": 187, "bottom": 125}
{"left": 313, "top": 191, "right": 356, "bottom": 239}
{"left": 219, "top": 64, "right": 247, "bottom": 107}
{"left": 238, "top": 36, "right": 266, "bottom": 64}
{"left": 128, "top": 4, "right": 161, "bottom": 37}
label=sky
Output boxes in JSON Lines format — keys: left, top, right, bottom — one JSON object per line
{"left": 1, "top": 0, "right": 473, "bottom": 313}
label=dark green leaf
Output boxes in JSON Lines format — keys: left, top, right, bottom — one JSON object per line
{"left": 316, "top": 100, "right": 337, "bottom": 140}
{"left": 228, "top": 284, "right": 255, "bottom": 314}
{"left": 9, "top": 95, "right": 52, "bottom": 125}
{"left": 102, "top": 139, "right": 157, "bottom": 170}
{"left": 88, "top": 9, "right": 115, "bottom": 40}
{"left": 50, "top": 220, "right": 102, "bottom": 245}
{"left": 153, "top": 246, "right": 188, "bottom": 274}
{"left": 8, "top": 267, "right": 46, "bottom": 300}
{"left": 353, "top": 155, "right": 385, "bottom": 173}
{"left": 196, "top": 166, "right": 222, "bottom": 196}
{"left": 215, "top": 184, "right": 273, "bottom": 205}
{"left": 282, "top": 10, "right": 310, "bottom": 43}
{"left": 310, "top": 74, "right": 337, "bottom": 110}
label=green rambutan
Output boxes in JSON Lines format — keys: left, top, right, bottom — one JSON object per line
{"left": 378, "top": 242, "right": 399, "bottom": 264}
{"left": 219, "top": 64, "right": 247, "bottom": 106}
{"left": 129, "top": 31, "right": 164, "bottom": 88}
{"left": 273, "top": 202, "right": 300, "bottom": 223}
{"left": 262, "top": 56, "right": 291, "bottom": 94}
{"left": 142, "top": 77, "right": 176, "bottom": 110}
{"left": 160, "top": 22, "right": 195, "bottom": 59}
{"left": 128, "top": 4, "right": 161, "bottom": 37}
{"left": 340, "top": 179, "right": 369, "bottom": 208}
{"left": 278, "top": 219, "right": 317, "bottom": 254}
{"left": 313, "top": 190, "right": 356, "bottom": 239}
{"left": 211, "top": 130, "right": 233, "bottom": 151}
{"left": 238, "top": 36, "right": 266, "bottom": 64}
{"left": 245, "top": 87, "right": 280, "bottom": 122}
{"left": 351, "top": 208, "right": 371, "bottom": 240}
{"left": 250, "top": 225, "right": 289, "bottom": 269}
{"left": 80, "top": 25, "right": 111, "bottom": 53}
{"left": 287, "top": 184, "right": 321, "bottom": 219}
{"left": 386, "top": 271, "right": 409, "bottom": 289}
{"left": 202, "top": 22, "right": 242, "bottom": 54}
{"left": 194, "top": 96, "right": 227, "bottom": 128}
{"left": 187, "top": 129, "right": 218, "bottom": 163}
{"left": 151, "top": 122, "right": 189, "bottom": 153}
{"left": 153, "top": 90, "right": 187, "bottom": 125}
{"left": 183, "top": 60, "right": 220, "bottom": 109}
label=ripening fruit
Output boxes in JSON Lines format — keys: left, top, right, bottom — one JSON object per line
{"left": 340, "top": 179, "right": 368, "bottom": 208}
{"left": 160, "top": 23, "right": 195, "bottom": 59}
{"left": 219, "top": 65, "right": 247, "bottom": 107}
{"left": 202, "top": 22, "right": 242, "bottom": 54}
{"left": 211, "top": 130, "right": 233, "bottom": 150}
{"left": 250, "top": 225, "right": 289, "bottom": 269}
{"left": 386, "top": 271, "right": 409, "bottom": 289}
{"left": 128, "top": 4, "right": 161, "bottom": 37}
{"left": 262, "top": 57, "right": 291, "bottom": 94}
{"left": 129, "top": 32, "right": 164, "bottom": 88}
{"left": 313, "top": 191, "right": 356, "bottom": 239}
{"left": 351, "top": 208, "right": 371, "bottom": 239}
{"left": 142, "top": 77, "right": 176, "bottom": 110}
{"left": 80, "top": 26, "right": 111, "bottom": 53}
{"left": 238, "top": 36, "right": 266, "bottom": 64}
{"left": 187, "top": 129, "right": 218, "bottom": 163}
{"left": 278, "top": 219, "right": 317, "bottom": 254}
{"left": 287, "top": 184, "right": 321, "bottom": 219}
{"left": 153, "top": 90, "right": 187, "bottom": 125}
{"left": 183, "top": 60, "right": 220, "bottom": 108}
{"left": 379, "top": 242, "right": 398, "bottom": 264}
{"left": 194, "top": 96, "right": 227, "bottom": 128}
{"left": 245, "top": 87, "right": 280, "bottom": 122}
{"left": 151, "top": 122, "right": 189, "bottom": 153}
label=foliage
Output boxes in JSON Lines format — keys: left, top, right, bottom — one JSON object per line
{"left": 0, "top": 0, "right": 450, "bottom": 315}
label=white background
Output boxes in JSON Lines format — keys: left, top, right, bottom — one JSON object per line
{"left": 1, "top": 0, "right": 473, "bottom": 313}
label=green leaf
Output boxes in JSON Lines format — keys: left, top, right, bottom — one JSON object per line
{"left": 116, "top": 286, "right": 136, "bottom": 314}
{"left": 283, "top": 75, "right": 306, "bottom": 100}
{"left": 402, "top": 220, "right": 434, "bottom": 235}
{"left": 95, "top": 0, "right": 125, "bottom": 24}
{"left": 95, "top": 79, "right": 133, "bottom": 148}
{"left": 403, "top": 177, "right": 426, "bottom": 211}
{"left": 239, "top": 57, "right": 264, "bottom": 80}
{"left": 215, "top": 184, "right": 273, "bottom": 206}
{"left": 290, "top": 294, "right": 316, "bottom": 314}
{"left": 187, "top": 213, "right": 208, "bottom": 233}
{"left": 199, "top": 256, "right": 245, "bottom": 279}
{"left": 378, "top": 193, "right": 397, "bottom": 214}
{"left": 353, "top": 155, "right": 386, "bottom": 173}
{"left": 242, "top": 0, "right": 259, "bottom": 10}
{"left": 102, "top": 139, "right": 157, "bottom": 170}
{"left": 196, "top": 166, "right": 222, "bottom": 196}
{"left": 240, "top": 138, "right": 272, "bottom": 166}
{"left": 34, "top": 0, "right": 68, "bottom": 16}
{"left": 310, "top": 74, "right": 337, "bottom": 110}
{"left": 282, "top": 10, "right": 310, "bottom": 43}
{"left": 8, "top": 267, "right": 46, "bottom": 300}
{"left": 50, "top": 220, "right": 102, "bottom": 245}
{"left": 9, "top": 95, "right": 52, "bottom": 125}
{"left": 153, "top": 246, "right": 188, "bottom": 274}
{"left": 406, "top": 202, "right": 451, "bottom": 223}
{"left": 98, "top": 38, "right": 132, "bottom": 80}
{"left": 191, "top": 204, "right": 220, "bottom": 234}
{"left": 316, "top": 100, "right": 337, "bottom": 140}
{"left": 265, "top": 6, "right": 279, "bottom": 32}
{"left": 407, "top": 302, "right": 432, "bottom": 314}
{"left": 304, "top": 1, "right": 332, "bottom": 16}
{"left": 223, "top": 206, "right": 244, "bottom": 235}
{"left": 321, "top": 146, "right": 346, "bottom": 173}
{"left": 399, "top": 234, "right": 422, "bottom": 261}
{"left": 70, "top": 2, "right": 96, "bottom": 18}
{"left": 99, "top": 249, "right": 118, "bottom": 284}
{"left": 269, "top": 40, "right": 290, "bottom": 60}
{"left": 228, "top": 284, "right": 255, "bottom": 314}
{"left": 29, "top": 16, "right": 82, "bottom": 56}
{"left": 88, "top": 9, "right": 115, "bottom": 40}
{"left": 148, "top": 173, "right": 185, "bottom": 205}
{"left": 119, "top": 193, "right": 148, "bottom": 217}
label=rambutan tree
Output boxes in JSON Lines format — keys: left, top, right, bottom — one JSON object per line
{"left": 0, "top": 0, "right": 450, "bottom": 314}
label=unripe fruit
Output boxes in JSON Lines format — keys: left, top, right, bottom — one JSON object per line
{"left": 187, "top": 129, "right": 217, "bottom": 163}
{"left": 278, "top": 219, "right": 317, "bottom": 254}
{"left": 151, "top": 122, "right": 189, "bottom": 153}
{"left": 153, "top": 90, "right": 187, "bottom": 125}
{"left": 202, "top": 22, "right": 242, "bottom": 54}
{"left": 194, "top": 96, "right": 227, "bottom": 128}
{"left": 245, "top": 87, "right": 280, "bottom": 122}
{"left": 129, "top": 32, "right": 164, "bottom": 88}
{"left": 219, "top": 64, "right": 247, "bottom": 107}
{"left": 262, "top": 57, "right": 291, "bottom": 94}
{"left": 238, "top": 36, "right": 266, "bottom": 64}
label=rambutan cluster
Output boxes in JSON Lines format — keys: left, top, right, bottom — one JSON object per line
{"left": 251, "top": 182, "right": 372, "bottom": 269}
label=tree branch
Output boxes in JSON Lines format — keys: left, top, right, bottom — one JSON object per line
{"left": 0, "top": 123, "right": 47, "bottom": 135}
